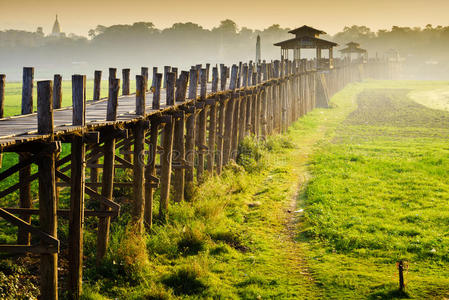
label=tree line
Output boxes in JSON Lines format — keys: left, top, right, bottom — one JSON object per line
{"left": 0, "top": 21, "right": 448, "bottom": 80}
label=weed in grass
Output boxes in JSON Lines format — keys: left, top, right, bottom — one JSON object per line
{"left": 177, "top": 226, "right": 206, "bottom": 256}
{"left": 161, "top": 264, "right": 208, "bottom": 296}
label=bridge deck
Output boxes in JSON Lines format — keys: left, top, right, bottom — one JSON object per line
{"left": 0, "top": 85, "right": 211, "bottom": 149}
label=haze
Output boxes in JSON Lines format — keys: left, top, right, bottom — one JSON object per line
{"left": 1, "top": 0, "right": 449, "bottom": 36}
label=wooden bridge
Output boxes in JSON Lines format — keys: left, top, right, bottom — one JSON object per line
{"left": 0, "top": 58, "right": 392, "bottom": 299}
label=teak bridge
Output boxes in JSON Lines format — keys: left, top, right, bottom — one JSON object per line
{"left": 0, "top": 57, "right": 393, "bottom": 299}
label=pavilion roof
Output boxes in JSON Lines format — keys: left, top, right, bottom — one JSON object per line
{"left": 274, "top": 36, "right": 338, "bottom": 49}
{"left": 288, "top": 25, "right": 326, "bottom": 37}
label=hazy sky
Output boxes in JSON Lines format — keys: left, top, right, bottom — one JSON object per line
{"left": 1, "top": 0, "right": 448, "bottom": 36}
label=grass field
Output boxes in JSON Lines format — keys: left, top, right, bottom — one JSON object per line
{"left": 1, "top": 80, "right": 136, "bottom": 117}
{"left": 1, "top": 80, "right": 449, "bottom": 299}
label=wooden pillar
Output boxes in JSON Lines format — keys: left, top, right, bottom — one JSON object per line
{"left": 68, "top": 74, "right": 86, "bottom": 299}
{"left": 239, "top": 65, "right": 248, "bottom": 142}
{"left": 144, "top": 119, "right": 158, "bottom": 227}
{"left": 132, "top": 75, "right": 146, "bottom": 233}
{"left": 220, "top": 65, "right": 227, "bottom": 91}
{"left": 37, "top": 80, "right": 58, "bottom": 300}
{"left": 96, "top": 78, "right": 119, "bottom": 264}
{"left": 223, "top": 65, "right": 237, "bottom": 164}
{"left": 93, "top": 71, "right": 102, "bottom": 100}
{"left": 152, "top": 73, "right": 162, "bottom": 109}
{"left": 251, "top": 73, "right": 258, "bottom": 135}
{"left": 197, "top": 69, "right": 207, "bottom": 181}
{"left": 159, "top": 116, "right": 174, "bottom": 220}
{"left": 206, "top": 67, "right": 218, "bottom": 173}
{"left": 172, "top": 71, "right": 188, "bottom": 203}
{"left": 151, "top": 67, "right": 157, "bottom": 91}
{"left": 122, "top": 68, "right": 130, "bottom": 95}
{"left": 141, "top": 67, "right": 149, "bottom": 92}
{"left": 184, "top": 68, "right": 197, "bottom": 200}
{"left": 166, "top": 72, "right": 175, "bottom": 106}
{"left": 163, "top": 66, "right": 171, "bottom": 89}
{"left": 53, "top": 75, "right": 62, "bottom": 109}
{"left": 0, "top": 74, "right": 4, "bottom": 118}
{"left": 18, "top": 67, "right": 33, "bottom": 245}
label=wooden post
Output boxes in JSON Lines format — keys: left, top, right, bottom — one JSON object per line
{"left": 22, "top": 67, "right": 34, "bottom": 115}
{"left": 151, "top": 67, "right": 157, "bottom": 91}
{"left": 225, "top": 65, "right": 238, "bottom": 162}
{"left": 90, "top": 71, "right": 102, "bottom": 190}
{"left": 141, "top": 67, "right": 149, "bottom": 91}
{"left": 166, "top": 72, "right": 175, "bottom": 106}
{"left": 185, "top": 68, "right": 197, "bottom": 200}
{"left": 122, "top": 69, "right": 130, "bottom": 95}
{"left": 133, "top": 75, "right": 146, "bottom": 233}
{"left": 206, "top": 63, "right": 210, "bottom": 82}
{"left": 173, "top": 71, "right": 189, "bottom": 202}
{"left": 144, "top": 120, "right": 158, "bottom": 227}
{"left": 93, "top": 71, "right": 102, "bottom": 100}
{"left": 53, "top": 75, "right": 62, "bottom": 109}
{"left": 175, "top": 71, "right": 189, "bottom": 103}
{"left": 0, "top": 74, "right": 4, "bottom": 118}
{"left": 251, "top": 72, "right": 258, "bottom": 135}
{"left": 163, "top": 66, "right": 171, "bottom": 88}
{"left": 37, "top": 80, "right": 58, "bottom": 300}
{"left": 173, "top": 110, "right": 185, "bottom": 203}
{"left": 239, "top": 65, "right": 248, "bottom": 141}
{"left": 220, "top": 65, "right": 227, "bottom": 91}
{"left": 68, "top": 74, "right": 86, "bottom": 300}
{"left": 152, "top": 73, "right": 162, "bottom": 110}
{"left": 172, "top": 67, "right": 178, "bottom": 82}
{"left": 96, "top": 78, "right": 119, "bottom": 264}
{"left": 197, "top": 68, "right": 207, "bottom": 181}
{"left": 18, "top": 68, "right": 33, "bottom": 245}
{"left": 398, "top": 261, "right": 405, "bottom": 291}
{"left": 206, "top": 67, "right": 218, "bottom": 173}
{"left": 159, "top": 116, "right": 174, "bottom": 220}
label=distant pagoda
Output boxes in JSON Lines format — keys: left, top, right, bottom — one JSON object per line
{"left": 51, "top": 15, "right": 61, "bottom": 37}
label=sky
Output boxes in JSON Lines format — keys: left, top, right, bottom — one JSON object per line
{"left": 1, "top": 0, "right": 448, "bottom": 36}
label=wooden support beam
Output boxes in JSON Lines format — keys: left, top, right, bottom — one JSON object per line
{"left": 122, "top": 69, "right": 130, "bottom": 96}
{"left": 159, "top": 115, "right": 174, "bottom": 220}
{"left": 216, "top": 95, "right": 226, "bottom": 175}
{"left": 96, "top": 77, "right": 119, "bottom": 264}
{"left": 37, "top": 80, "right": 58, "bottom": 300}
{"left": 206, "top": 67, "right": 218, "bottom": 173}
{"left": 53, "top": 75, "right": 62, "bottom": 109}
{"left": 19, "top": 67, "right": 33, "bottom": 245}
{"left": 153, "top": 73, "right": 162, "bottom": 110}
{"left": 166, "top": 72, "right": 175, "bottom": 106}
{"left": 230, "top": 66, "right": 240, "bottom": 161}
{"left": 141, "top": 67, "right": 149, "bottom": 92}
{"left": 0, "top": 74, "right": 5, "bottom": 118}
{"left": 175, "top": 71, "right": 189, "bottom": 103}
{"left": 93, "top": 70, "right": 101, "bottom": 100}
{"left": 144, "top": 119, "right": 158, "bottom": 228}
{"left": 222, "top": 65, "right": 238, "bottom": 165}
{"left": 184, "top": 68, "right": 198, "bottom": 201}
{"left": 132, "top": 76, "right": 146, "bottom": 233}
{"left": 197, "top": 68, "right": 207, "bottom": 181}
{"left": 68, "top": 74, "right": 86, "bottom": 300}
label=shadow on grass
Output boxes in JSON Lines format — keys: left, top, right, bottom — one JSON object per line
{"left": 368, "top": 289, "right": 411, "bottom": 300}
{"left": 161, "top": 268, "right": 207, "bottom": 296}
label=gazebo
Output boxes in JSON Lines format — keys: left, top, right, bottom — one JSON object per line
{"left": 339, "top": 42, "right": 367, "bottom": 61}
{"left": 274, "top": 25, "right": 338, "bottom": 69}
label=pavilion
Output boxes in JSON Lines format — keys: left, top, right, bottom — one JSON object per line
{"left": 339, "top": 42, "right": 368, "bottom": 61}
{"left": 274, "top": 25, "right": 338, "bottom": 69}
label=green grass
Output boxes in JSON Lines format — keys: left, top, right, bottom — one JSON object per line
{"left": 2, "top": 79, "right": 449, "bottom": 299}
{"left": 1, "top": 80, "right": 136, "bottom": 117}
{"left": 302, "top": 81, "right": 449, "bottom": 299}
